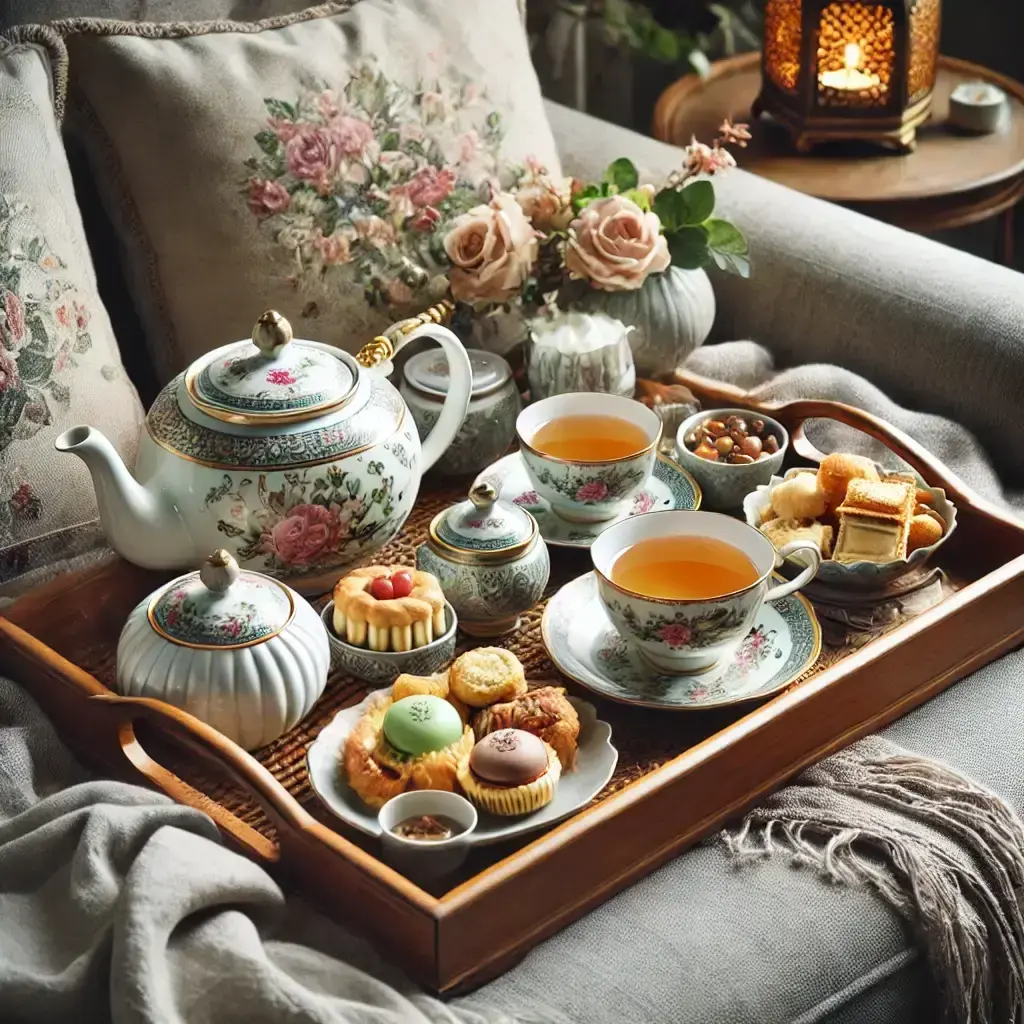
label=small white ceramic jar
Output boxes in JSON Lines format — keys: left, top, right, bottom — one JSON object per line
{"left": 400, "top": 348, "right": 521, "bottom": 477}
{"left": 416, "top": 482, "right": 549, "bottom": 637}
{"left": 116, "top": 549, "right": 330, "bottom": 750}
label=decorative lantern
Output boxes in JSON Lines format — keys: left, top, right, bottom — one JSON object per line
{"left": 754, "top": 0, "right": 941, "bottom": 152}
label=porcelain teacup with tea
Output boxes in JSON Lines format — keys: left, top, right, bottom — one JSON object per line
{"left": 590, "top": 509, "right": 821, "bottom": 674}
{"left": 516, "top": 393, "right": 662, "bottom": 524}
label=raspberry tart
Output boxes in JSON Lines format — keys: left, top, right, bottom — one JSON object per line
{"left": 332, "top": 565, "right": 447, "bottom": 652}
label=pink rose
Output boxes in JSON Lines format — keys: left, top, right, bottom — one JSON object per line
{"left": 659, "top": 623, "right": 692, "bottom": 647}
{"left": 318, "top": 232, "right": 351, "bottom": 265}
{"left": 681, "top": 136, "right": 737, "bottom": 177}
{"left": 566, "top": 195, "right": 670, "bottom": 291}
{"left": 444, "top": 193, "right": 539, "bottom": 305}
{"left": 631, "top": 491, "right": 656, "bottom": 515}
{"left": 0, "top": 348, "right": 19, "bottom": 392}
{"left": 575, "top": 480, "right": 609, "bottom": 503}
{"left": 330, "top": 115, "right": 374, "bottom": 159}
{"left": 317, "top": 90, "right": 342, "bottom": 120}
{"left": 248, "top": 178, "right": 291, "bottom": 217}
{"left": 515, "top": 175, "right": 575, "bottom": 231}
{"left": 689, "top": 687, "right": 708, "bottom": 699}
{"left": 3, "top": 291, "right": 24, "bottom": 343}
{"left": 285, "top": 126, "right": 340, "bottom": 193}
{"left": 270, "top": 117, "right": 299, "bottom": 143}
{"left": 74, "top": 302, "right": 89, "bottom": 330}
{"left": 409, "top": 206, "right": 441, "bottom": 233}
{"left": 266, "top": 368, "right": 296, "bottom": 385}
{"left": 56, "top": 305, "right": 69, "bottom": 328}
{"left": 404, "top": 167, "right": 456, "bottom": 208}
{"left": 262, "top": 503, "right": 343, "bottom": 566}
{"left": 166, "top": 608, "right": 179, "bottom": 627}
{"left": 514, "top": 490, "right": 540, "bottom": 505}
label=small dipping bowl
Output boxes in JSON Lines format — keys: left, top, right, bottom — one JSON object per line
{"left": 675, "top": 408, "right": 788, "bottom": 512}
{"left": 321, "top": 600, "right": 458, "bottom": 685}
{"left": 378, "top": 790, "right": 478, "bottom": 878}
{"left": 948, "top": 81, "right": 1007, "bottom": 134}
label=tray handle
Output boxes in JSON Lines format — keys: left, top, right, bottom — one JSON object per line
{"left": 90, "top": 693, "right": 317, "bottom": 863}
{"left": 673, "top": 368, "right": 1000, "bottom": 516}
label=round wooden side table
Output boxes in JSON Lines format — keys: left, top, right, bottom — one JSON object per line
{"left": 653, "top": 53, "right": 1024, "bottom": 264}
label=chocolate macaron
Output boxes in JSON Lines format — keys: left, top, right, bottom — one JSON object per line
{"left": 458, "top": 728, "right": 560, "bottom": 817}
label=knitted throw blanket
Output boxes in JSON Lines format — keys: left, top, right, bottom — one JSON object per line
{"left": 725, "top": 736, "right": 1024, "bottom": 1024}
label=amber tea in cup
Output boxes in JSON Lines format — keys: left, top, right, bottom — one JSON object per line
{"left": 528, "top": 414, "right": 651, "bottom": 462}
{"left": 610, "top": 535, "right": 760, "bottom": 601}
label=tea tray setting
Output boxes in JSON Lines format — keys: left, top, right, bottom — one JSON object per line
{"left": 3, "top": 365, "right": 1024, "bottom": 996}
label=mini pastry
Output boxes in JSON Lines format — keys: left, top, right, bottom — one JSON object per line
{"left": 392, "top": 670, "right": 470, "bottom": 722}
{"left": 333, "top": 565, "right": 446, "bottom": 652}
{"left": 449, "top": 647, "right": 528, "bottom": 708}
{"left": 343, "top": 693, "right": 473, "bottom": 809}
{"left": 769, "top": 472, "right": 828, "bottom": 521}
{"left": 760, "top": 517, "right": 834, "bottom": 559}
{"left": 833, "top": 511, "right": 909, "bottom": 564}
{"left": 817, "top": 453, "right": 880, "bottom": 507}
{"left": 838, "top": 478, "right": 915, "bottom": 519}
{"left": 473, "top": 686, "right": 580, "bottom": 769}
{"left": 907, "top": 512, "right": 944, "bottom": 553}
{"left": 457, "top": 728, "right": 561, "bottom": 816}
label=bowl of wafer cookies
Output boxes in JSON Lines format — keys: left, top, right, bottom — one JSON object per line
{"left": 742, "top": 453, "right": 957, "bottom": 588}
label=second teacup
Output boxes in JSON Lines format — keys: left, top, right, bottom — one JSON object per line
{"left": 590, "top": 509, "right": 821, "bottom": 674}
{"left": 516, "top": 392, "right": 662, "bottom": 524}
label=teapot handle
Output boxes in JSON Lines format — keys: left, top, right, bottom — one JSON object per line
{"left": 356, "top": 301, "right": 473, "bottom": 474}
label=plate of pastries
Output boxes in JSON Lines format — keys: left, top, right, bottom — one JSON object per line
{"left": 307, "top": 646, "right": 618, "bottom": 845}
{"left": 742, "top": 452, "right": 957, "bottom": 588}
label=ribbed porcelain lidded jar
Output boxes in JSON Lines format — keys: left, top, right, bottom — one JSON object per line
{"left": 416, "top": 481, "right": 549, "bottom": 637}
{"left": 116, "top": 549, "right": 330, "bottom": 750}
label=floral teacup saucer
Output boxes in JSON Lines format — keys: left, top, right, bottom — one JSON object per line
{"left": 473, "top": 452, "right": 701, "bottom": 549}
{"left": 543, "top": 573, "right": 822, "bottom": 710}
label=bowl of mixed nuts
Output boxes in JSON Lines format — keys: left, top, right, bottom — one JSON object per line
{"left": 674, "top": 407, "right": 788, "bottom": 511}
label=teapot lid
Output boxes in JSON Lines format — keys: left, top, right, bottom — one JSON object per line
{"left": 185, "top": 311, "right": 358, "bottom": 425}
{"left": 427, "top": 481, "right": 537, "bottom": 564}
{"left": 148, "top": 550, "right": 295, "bottom": 648}
{"left": 404, "top": 348, "right": 510, "bottom": 400}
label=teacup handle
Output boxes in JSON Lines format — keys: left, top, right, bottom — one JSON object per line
{"left": 764, "top": 540, "right": 821, "bottom": 602}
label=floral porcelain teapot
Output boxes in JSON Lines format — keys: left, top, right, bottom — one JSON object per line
{"left": 56, "top": 303, "right": 472, "bottom": 593}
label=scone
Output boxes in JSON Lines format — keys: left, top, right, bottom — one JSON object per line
{"left": 769, "top": 472, "right": 828, "bottom": 521}
{"left": 457, "top": 729, "right": 561, "bottom": 816}
{"left": 333, "top": 565, "right": 446, "bottom": 652}
{"left": 449, "top": 647, "right": 527, "bottom": 708}
{"left": 473, "top": 686, "right": 580, "bottom": 769}
{"left": 760, "top": 517, "right": 834, "bottom": 559}
{"left": 817, "top": 453, "right": 880, "bottom": 507}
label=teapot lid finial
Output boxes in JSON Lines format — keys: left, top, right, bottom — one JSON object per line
{"left": 200, "top": 549, "right": 241, "bottom": 594}
{"left": 469, "top": 481, "right": 498, "bottom": 509}
{"left": 252, "top": 310, "right": 293, "bottom": 357}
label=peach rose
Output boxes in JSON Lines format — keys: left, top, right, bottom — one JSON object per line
{"left": 565, "top": 195, "right": 670, "bottom": 291}
{"left": 444, "top": 194, "right": 539, "bottom": 305}
{"left": 515, "top": 175, "right": 575, "bottom": 231}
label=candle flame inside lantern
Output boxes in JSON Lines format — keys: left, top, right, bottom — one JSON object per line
{"left": 844, "top": 43, "right": 861, "bottom": 70}
{"left": 819, "top": 39, "right": 880, "bottom": 92}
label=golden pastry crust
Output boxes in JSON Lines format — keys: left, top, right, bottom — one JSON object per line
{"left": 907, "top": 513, "right": 944, "bottom": 553}
{"left": 760, "top": 517, "right": 834, "bottom": 559}
{"left": 473, "top": 686, "right": 580, "bottom": 769}
{"left": 392, "top": 671, "right": 450, "bottom": 702}
{"left": 769, "top": 472, "right": 828, "bottom": 521}
{"left": 839, "top": 478, "right": 915, "bottom": 518}
{"left": 817, "top": 453, "right": 880, "bottom": 506}
{"left": 449, "top": 647, "right": 528, "bottom": 708}
{"left": 342, "top": 692, "right": 473, "bottom": 809}
{"left": 332, "top": 565, "right": 447, "bottom": 651}
{"left": 457, "top": 742, "right": 561, "bottom": 816}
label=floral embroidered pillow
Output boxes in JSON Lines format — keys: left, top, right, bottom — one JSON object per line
{"left": 57, "top": 0, "right": 561, "bottom": 383}
{"left": 0, "top": 36, "right": 143, "bottom": 595}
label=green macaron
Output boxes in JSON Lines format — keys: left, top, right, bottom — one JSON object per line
{"left": 382, "top": 694, "right": 463, "bottom": 756}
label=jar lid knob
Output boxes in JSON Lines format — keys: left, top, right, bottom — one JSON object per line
{"left": 200, "top": 549, "right": 240, "bottom": 593}
{"left": 252, "top": 310, "right": 293, "bottom": 357}
{"left": 469, "top": 481, "right": 498, "bottom": 509}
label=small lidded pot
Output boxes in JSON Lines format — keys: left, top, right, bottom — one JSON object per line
{"left": 400, "top": 348, "right": 521, "bottom": 477}
{"left": 416, "top": 482, "right": 549, "bottom": 638}
{"left": 116, "top": 549, "right": 330, "bottom": 750}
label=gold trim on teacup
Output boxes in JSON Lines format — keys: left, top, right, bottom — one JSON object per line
{"left": 541, "top": 577, "right": 822, "bottom": 712}
{"left": 425, "top": 507, "right": 539, "bottom": 566}
{"left": 518, "top": 419, "right": 664, "bottom": 467}
{"left": 147, "top": 573, "right": 296, "bottom": 650}
{"left": 593, "top": 509, "right": 777, "bottom": 606}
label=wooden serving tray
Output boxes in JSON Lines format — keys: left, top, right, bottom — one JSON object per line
{"left": 3, "top": 373, "right": 1024, "bottom": 996}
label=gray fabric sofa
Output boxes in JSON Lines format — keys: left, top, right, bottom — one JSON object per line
{"left": 4, "top": 3, "right": 1024, "bottom": 1022}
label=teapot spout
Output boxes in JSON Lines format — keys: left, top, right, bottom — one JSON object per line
{"left": 55, "top": 425, "right": 192, "bottom": 570}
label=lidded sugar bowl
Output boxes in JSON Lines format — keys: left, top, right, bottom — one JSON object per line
{"left": 116, "top": 550, "right": 330, "bottom": 750}
{"left": 400, "top": 348, "right": 521, "bottom": 477}
{"left": 416, "top": 482, "right": 549, "bottom": 637}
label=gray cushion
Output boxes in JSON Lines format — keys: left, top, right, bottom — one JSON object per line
{"left": 0, "top": 1, "right": 317, "bottom": 30}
